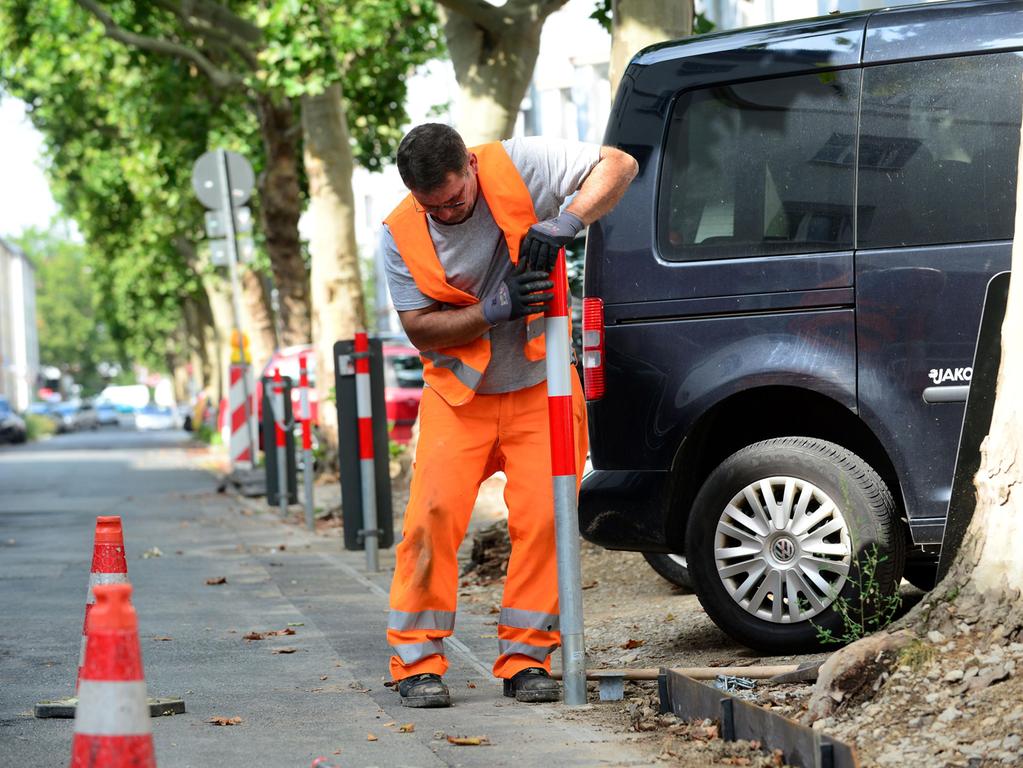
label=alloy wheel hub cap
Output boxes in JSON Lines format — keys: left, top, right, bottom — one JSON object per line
{"left": 713, "top": 476, "right": 852, "bottom": 624}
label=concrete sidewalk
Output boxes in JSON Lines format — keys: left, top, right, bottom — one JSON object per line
{"left": 0, "top": 434, "right": 653, "bottom": 767}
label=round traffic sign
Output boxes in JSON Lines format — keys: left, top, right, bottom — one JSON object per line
{"left": 192, "top": 149, "right": 255, "bottom": 209}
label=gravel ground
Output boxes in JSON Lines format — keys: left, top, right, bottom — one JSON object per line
{"left": 296, "top": 461, "right": 1022, "bottom": 767}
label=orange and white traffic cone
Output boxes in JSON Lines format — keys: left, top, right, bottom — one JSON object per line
{"left": 71, "top": 583, "right": 156, "bottom": 767}
{"left": 78, "top": 516, "right": 129, "bottom": 692}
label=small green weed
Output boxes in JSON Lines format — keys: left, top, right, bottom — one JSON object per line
{"left": 813, "top": 544, "right": 902, "bottom": 646}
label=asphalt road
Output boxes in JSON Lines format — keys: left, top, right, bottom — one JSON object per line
{"left": 0, "top": 429, "right": 652, "bottom": 767}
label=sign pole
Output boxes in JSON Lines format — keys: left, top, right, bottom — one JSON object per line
{"left": 544, "top": 247, "right": 587, "bottom": 705}
{"left": 216, "top": 149, "right": 258, "bottom": 468}
{"left": 299, "top": 354, "right": 315, "bottom": 532}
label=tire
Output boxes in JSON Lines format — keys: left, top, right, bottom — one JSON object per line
{"left": 685, "top": 437, "right": 905, "bottom": 653}
{"left": 643, "top": 552, "right": 694, "bottom": 590}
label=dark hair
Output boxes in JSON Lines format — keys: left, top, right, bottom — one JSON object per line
{"left": 396, "top": 123, "right": 469, "bottom": 192}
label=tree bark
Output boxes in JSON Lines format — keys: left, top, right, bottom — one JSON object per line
{"left": 255, "top": 94, "right": 311, "bottom": 347}
{"left": 240, "top": 268, "right": 276, "bottom": 371}
{"left": 301, "top": 83, "right": 367, "bottom": 449}
{"left": 439, "top": 0, "right": 568, "bottom": 144}
{"left": 609, "top": 0, "right": 692, "bottom": 95}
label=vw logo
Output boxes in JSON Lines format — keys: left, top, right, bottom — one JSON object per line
{"left": 772, "top": 538, "right": 796, "bottom": 562}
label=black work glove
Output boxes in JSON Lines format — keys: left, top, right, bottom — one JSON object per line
{"left": 481, "top": 260, "right": 554, "bottom": 325}
{"left": 520, "top": 211, "right": 585, "bottom": 274}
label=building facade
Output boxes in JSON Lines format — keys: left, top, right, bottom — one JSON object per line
{"left": 0, "top": 236, "right": 39, "bottom": 411}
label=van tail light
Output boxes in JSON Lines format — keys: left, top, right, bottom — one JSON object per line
{"left": 582, "top": 297, "right": 605, "bottom": 400}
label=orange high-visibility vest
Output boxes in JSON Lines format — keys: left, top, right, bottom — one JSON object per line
{"left": 384, "top": 142, "right": 546, "bottom": 406}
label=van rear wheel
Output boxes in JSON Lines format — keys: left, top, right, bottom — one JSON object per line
{"left": 685, "top": 437, "right": 904, "bottom": 653}
{"left": 642, "top": 552, "right": 693, "bottom": 590}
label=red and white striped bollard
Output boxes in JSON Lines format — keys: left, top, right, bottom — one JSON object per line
{"left": 544, "top": 247, "right": 587, "bottom": 705}
{"left": 299, "top": 354, "right": 315, "bottom": 531}
{"left": 354, "top": 332, "right": 379, "bottom": 571}
{"left": 273, "top": 368, "right": 288, "bottom": 518}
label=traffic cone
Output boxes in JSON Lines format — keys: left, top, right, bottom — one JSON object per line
{"left": 78, "top": 516, "right": 129, "bottom": 691}
{"left": 71, "top": 583, "right": 156, "bottom": 767}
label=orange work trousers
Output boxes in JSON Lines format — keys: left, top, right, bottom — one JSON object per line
{"left": 387, "top": 375, "right": 587, "bottom": 681}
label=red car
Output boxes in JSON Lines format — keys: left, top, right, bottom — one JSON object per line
{"left": 219, "top": 341, "right": 424, "bottom": 446}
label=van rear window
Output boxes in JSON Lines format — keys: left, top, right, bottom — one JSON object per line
{"left": 658, "top": 70, "right": 859, "bottom": 262}
{"left": 857, "top": 52, "right": 1022, "bottom": 249}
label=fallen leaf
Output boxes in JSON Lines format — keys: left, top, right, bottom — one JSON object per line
{"left": 205, "top": 576, "right": 227, "bottom": 585}
{"left": 665, "top": 613, "right": 676, "bottom": 621}
{"left": 447, "top": 736, "right": 490, "bottom": 746}
{"left": 320, "top": 675, "right": 328, "bottom": 681}
{"left": 466, "top": 681, "right": 477, "bottom": 689}
{"left": 207, "top": 716, "right": 242, "bottom": 726}
{"left": 141, "top": 547, "right": 163, "bottom": 559}
{"left": 480, "top": 634, "right": 498, "bottom": 639}
{"left": 272, "top": 647, "right": 298, "bottom": 654}
{"left": 399, "top": 723, "right": 415, "bottom": 733}
{"left": 582, "top": 580, "right": 599, "bottom": 590}
{"left": 271, "top": 628, "right": 296, "bottom": 636}
{"left": 243, "top": 632, "right": 265, "bottom": 641}
{"left": 278, "top": 544, "right": 287, "bottom": 550}
{"left": 152, "top": 636, "right": 173, "bottom": 642}
{"left": 366, "top": 733, "right": 378, "bottom": 742}
{"left": 488, "top": 606, "right": 500, "bottom": 614}
{"left": 382, "top": 721, "right": 396, "bottom": 727}
{"left": 287, "top": 622, "right": 304, "bottom": 627}
{"left": 622, "top": 639, "right": 645, "bottom": 649}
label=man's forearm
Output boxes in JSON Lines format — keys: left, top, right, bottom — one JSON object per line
{"left": 399, "top": 303, "right": 492, "bottom": 352}
{"left": 565, "top": 146, "right": 639, "bottom": 225}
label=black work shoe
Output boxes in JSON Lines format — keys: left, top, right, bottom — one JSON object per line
{"left": 502, "top": 667, "right": 560, "bottom": 703}
{"left": 397, "top": 673, "right": 451, "bottom": 708}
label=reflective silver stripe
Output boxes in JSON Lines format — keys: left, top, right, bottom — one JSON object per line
{"left": 388, "top": 609, "right": 456, "bottom": 632}
{"left": 543, "top": 316, "right": 572, "bottom": 396}
{"left": 497, "top": 639, "right": 559, "bottom": 662}
{"left": 87, "top": 572, "right": 129, "bottom": 604}
{"left": 526, "top": 316, "right": 545, "bottom": 342}
{"left": 499, "top": 608, "right": 559, "bottom": 632}
{"left": 73, "top": 681, "right": 151, "bottom": 735}
{"left": 422, "top": 350, "right": 484, "bottom": 391}
{"left": 392, "top": 639, "right": 446, "bottom": 665}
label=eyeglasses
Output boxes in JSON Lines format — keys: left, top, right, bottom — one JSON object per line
{"left": 412, "top": 173, "right": 472, "bottom": 215}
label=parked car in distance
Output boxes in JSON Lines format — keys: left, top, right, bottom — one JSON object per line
{"left": 75, "top": 400, "right": 99, "bottom": 431}
{"left": 52, "top": 402, "right": 80, "bottom": 433}
{"left": 580, "top": 0, "right": 1016, "bottom": 652}
{"left": 94, "top": 400, "right": 120, "bottom": 427}
{"left": 0, "top": 396, "right": 27, "bottom": 444}
{"left": 135, "top": 404, "right": 178, "bottom": 431}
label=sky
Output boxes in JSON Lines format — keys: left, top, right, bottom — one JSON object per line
{"left": 0, "top": 96, "right": 61, "bottom": 240}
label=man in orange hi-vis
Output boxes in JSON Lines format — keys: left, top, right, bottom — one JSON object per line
{"left": 381, "top": 123, "right": 637, "bottom": 707}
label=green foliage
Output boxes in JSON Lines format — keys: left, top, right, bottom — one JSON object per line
{"left": 257, "top": 0, "right": 442, "bottom": 171}
{"left": 589, "top": 1, "right": 715, "bottom": 37}
{"left": 813, "top": 545, "right": 903, "bottom": 646}
{"left": 25, "top": 413, "right": 56, "bottom": 441}
{"left": 14, "top": 224, "right": 126, "bottom": 394}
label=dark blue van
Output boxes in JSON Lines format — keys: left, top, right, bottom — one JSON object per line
{"left": 579, "top": 0, "right": 1018, "bottom": 651}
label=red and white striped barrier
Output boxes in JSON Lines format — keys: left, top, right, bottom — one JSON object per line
{"left": 273, "top": 368, "right": 288, "bottom": 517}
{"left": 544, "top": 247, "right": 586, "bottom": 705}
{"left": 227, "top": 363, "right": 257, "bottom": 469}
{"left": 77, "top": 516, "right": 129, "bottom": 693}
{"left": 354, "top": 332, "right": 379, "bottom": 571}
{"left": 299, "top": 354, "right": 315, "bottom": 531}
{"left": 71, "top": 583, "right": 156, "bottom": 767}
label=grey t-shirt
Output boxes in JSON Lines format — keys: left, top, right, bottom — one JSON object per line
{"left": 382, "top": 136, "right": 601, "bottom": 394}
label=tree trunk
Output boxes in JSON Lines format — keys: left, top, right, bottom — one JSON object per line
{"left": 609, "top": 0, "right": 692, "bottom": 95}
{"left": 301, "top": 82, "right": 367, "bottom": 450}
{"left": 240, "top": 268, "right": 276, "bottom": 372}
{"left": 255, "top": 94, "right": 311, "bottom": 347}
{"left": 441, "top": 6, "right": 547, "bottom": 144}
{"left": 203, "top": 275, "right": 235, "bottom": 406}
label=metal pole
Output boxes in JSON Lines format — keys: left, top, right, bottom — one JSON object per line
{"left": 273, "top": 367, "right": 288, "bottom": 518}
{"left": 354, "top": 332, "right": 379, "bottom": 572}
{"left": 299, "top": 353, "right": 315, "bottom": 532}
{"left": 217, "top": 149, "right": 258, "bottom": 469}
{"left": 544, "top": 247, "right": 587, "bottom": 706}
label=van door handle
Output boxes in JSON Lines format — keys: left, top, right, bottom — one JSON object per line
{"left": 922, "top": 385, "right": 969, "bottom": 404}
